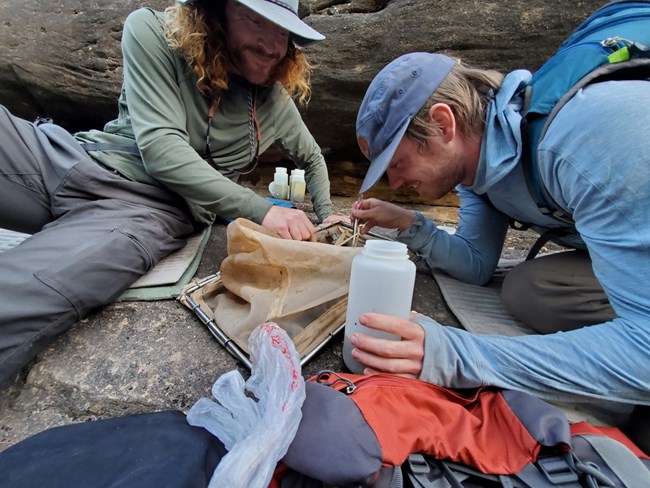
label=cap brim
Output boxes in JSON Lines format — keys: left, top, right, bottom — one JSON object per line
{"left": 359, "top": 118, "right": 410, "bottom": 194}
{"left": 233, "top": 0, "right": 325, "bottom": 46}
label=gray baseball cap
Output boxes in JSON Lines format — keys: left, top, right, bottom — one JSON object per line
{"left": 178, "top": 0, "right": 325, "bottom": 46}
{"left": 356, "top": 53, "right": 456, "bottom": 193}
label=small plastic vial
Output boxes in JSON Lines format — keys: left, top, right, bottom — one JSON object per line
{"left": 289, "top": 169, "right": 306, "bottom": 202}
{"left": 343, "top": 240, "right": 416, "bottom": 374}
{"left": 270, "top": 167, "right": 289, "bottom": 199}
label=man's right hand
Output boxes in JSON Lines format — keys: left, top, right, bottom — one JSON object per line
{"left": 262, "top": 205, "right": 316, "bottom": 241}
{"left": 350, "top": 198, "right": 417, "bottom": 233}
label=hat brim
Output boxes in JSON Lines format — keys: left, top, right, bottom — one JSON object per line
{"left": 233, "top": 0, "right": 325, "bottom": 46}
{"left": 359, "top": 117, "right": 411, "bottom": 194}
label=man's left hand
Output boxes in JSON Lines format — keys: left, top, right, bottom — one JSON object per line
{"left": 349, "top": 313, "right": 425, "bottom": 378}
{"left": 322, "top": 214, "right": 349, "bottom": 224}
{"left": 262, "top": 205, "right": 317, "bottom": 241}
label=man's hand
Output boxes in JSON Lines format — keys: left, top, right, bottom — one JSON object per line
{"left": 262, "top": 205, "right": 316, "bottom": 241}
{"left": 350, "top": 198, "right": 417, "bottom": 233}
{"left": 322, "top": 214, "right": 349, "bottom": 225}
{"left": 349, "top": 313, "right": 425, "bottom": 378}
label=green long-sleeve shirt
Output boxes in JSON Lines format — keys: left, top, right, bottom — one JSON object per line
{"left": 75, "top": 8, "right": 333, "bottom": 225}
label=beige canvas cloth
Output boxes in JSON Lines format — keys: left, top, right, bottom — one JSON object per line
{"left": 181, "top": 218, "right": 362, "bottom": 357}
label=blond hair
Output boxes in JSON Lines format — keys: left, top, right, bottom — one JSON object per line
{"left": 164, "top": 2, "right": 313, "bottom": 104}
{"left": 407, "top": 60, "right": 504, "bottom": 143}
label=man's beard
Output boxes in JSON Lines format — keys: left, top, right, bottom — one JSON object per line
{"left": 230, "top": 45, "right": 281, "bottom": 86}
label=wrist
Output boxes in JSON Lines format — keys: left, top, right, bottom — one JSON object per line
{"left": 399, "top": 210, "right": 417, "bottom": 231}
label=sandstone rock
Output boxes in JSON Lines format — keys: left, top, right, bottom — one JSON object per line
{"left": 0, "top": 0, "right": 606, "bottom": 162}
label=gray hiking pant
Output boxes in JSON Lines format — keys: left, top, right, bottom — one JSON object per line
{"left": 500, "top": 250, "right": 615, "bottom": 333}
{"left": 0, "top": 105, "right": 196, "bottom": 386}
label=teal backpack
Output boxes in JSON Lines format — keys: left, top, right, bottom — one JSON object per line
{"left": 521, "top": 0, "right": 650, "bottom": 227}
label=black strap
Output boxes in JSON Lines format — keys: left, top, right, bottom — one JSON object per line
{"left": 404, "top": 454, "right": 482, "bottom": 488}
{"left": 525, "top": 230, "right": 555, "bottom": 261}
{"left": 80, "top": 142, "right": 141, "bottom": 155}
{"left": 525, "top": 227, "right": 575, "bottom": 261}
{"left": 520, "top": 116, "right": 576, "bottom": 228}
{"left": 403, "top": 453, "right": 595, "bottom": 488}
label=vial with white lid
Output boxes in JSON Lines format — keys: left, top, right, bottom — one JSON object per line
{"left": 269, "top": 167, "right": 289, "bottom": 199}
{"left": 289, "top": 169, "right": 306, "bottom": 202}
{"left": 343, "top": 239, "right": 416, "bottom": 374}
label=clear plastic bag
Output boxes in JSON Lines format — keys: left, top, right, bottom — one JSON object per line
{"left": 187, "top": 322, "right": 306, "bottom": 488}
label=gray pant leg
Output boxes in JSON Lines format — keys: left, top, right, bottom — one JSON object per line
{"left": 501, "top": 250, "right": 616, "bottom": 333}
{"left": 0, "top": 106, "right": 54, "bottom": 233}
{"left": 0, "top": 112, "right": 196, "bottom": 385}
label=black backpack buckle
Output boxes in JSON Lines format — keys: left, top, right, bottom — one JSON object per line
{"left": 536, "top": 454, "right": 579, "bottom": 485}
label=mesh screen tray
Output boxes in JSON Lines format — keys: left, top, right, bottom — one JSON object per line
{"left": 178, "top": 221, "right": 391, "bottom": 370}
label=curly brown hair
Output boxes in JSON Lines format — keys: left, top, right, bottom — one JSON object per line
{"left": 164, "top": 1, "right": 313, "bottom": 104}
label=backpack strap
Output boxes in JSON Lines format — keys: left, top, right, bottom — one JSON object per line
{"left": 403, "top": 453, "right": 566, "bottom": 488}
{"left": 521, "top": 56, "right": 650, "bottom": 229}
{"left": 404, "top": 453, "right": 471, "bottom": 488}
{"left": 524, "top": 227, "right": 573, "bottom": 261}
{"left": 520, "top": 112, "right": 575, "bottom": 229}
{"left": 404, "top": 451, "right": 630, "bottom": 488}
{"left": 574, "top": 434, "right": 650, "bottom": 487}
{"left": 482, "top": 195, "right": 572, "bottom": 261}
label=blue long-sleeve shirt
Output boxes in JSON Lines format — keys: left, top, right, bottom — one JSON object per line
{"left": 399, "top": 71, "right": 650, "bottom": 406}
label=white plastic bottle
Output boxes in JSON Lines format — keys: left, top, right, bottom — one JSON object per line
{"left": 269, "top": 167, "right": 289, "bottom": 199}
{"left": 343, "top": 240, "right": 416, "bottom": 374}
{"left": 289, "top": 169, "right": 306, "bottom": 202}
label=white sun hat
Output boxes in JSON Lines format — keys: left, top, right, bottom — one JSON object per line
{"left": 178, "top": 0, "right": 325, "bottom": 46}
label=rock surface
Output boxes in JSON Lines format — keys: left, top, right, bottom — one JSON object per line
{"left": 0, "top": 194, "right": 460, "bottom": 452}
{"left": 0, "top": 0, "right": 606, "bottom": 161}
